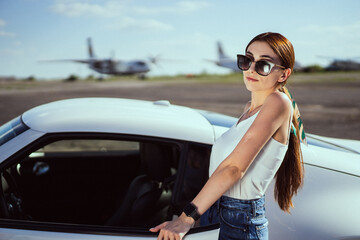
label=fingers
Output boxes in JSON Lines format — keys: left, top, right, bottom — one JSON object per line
{"left": 169, "top": 233, "right": 175, "bottom": 240}
{"left": 150, "top": 218, "right": 190, "bottom": 240}
{"left": 157, "top": 229, "right": 182, "bottom": 240}
{"left": 149, "top": 222, "right": 169, "bottom": 232}
{"left": 158, "top": 229, "right": 164, "bottom": 240}
{"left": 150, "top": 221, "right": 180, "bottom": 240}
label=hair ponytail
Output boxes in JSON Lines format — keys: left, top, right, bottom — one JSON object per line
{"left": 274, "top": 104, "right": 304, "bottom": 212}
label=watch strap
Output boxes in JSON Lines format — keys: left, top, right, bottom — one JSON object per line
{"left": 183, "top": 202, "right": 200, "bottom": 221}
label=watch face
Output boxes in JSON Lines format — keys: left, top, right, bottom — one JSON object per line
{"left": 184, "top": 203, "right": 196, "bottom": 216}
{"left": 183, "top": 203, "right": 200, "bottom": 221}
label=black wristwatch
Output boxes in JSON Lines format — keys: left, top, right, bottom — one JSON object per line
{"left": 183, "top": 202, "right": 201, "bottom": 221}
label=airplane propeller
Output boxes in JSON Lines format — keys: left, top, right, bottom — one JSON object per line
{"left": 148, "top": 54, "right": 185, "bottom": 65}
{"left": 148, "top": 54, "right": 161, "bottom": 64}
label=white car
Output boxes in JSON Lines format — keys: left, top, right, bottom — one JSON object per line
{"left": 0, "top": 98, "right": 359, "bottom": 240}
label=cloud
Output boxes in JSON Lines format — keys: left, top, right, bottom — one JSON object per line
{"left": 0, "top": 31, "right": 15, "bottom": 37}
{"left": 296, "top": 21, "right": 360, "bottom": 59}
{"left": 0, "top": 19, "right": 16, "bottom": 37}
{"left": 51, "top": 0, "right": 210, "bottom": 17}
{"left": 299, "top": 21, "right": 360, "bottom": 40}
{"left": 51, "top": 0, "right": 183, "bottom": 31}
{"left": 177, "top": 1, "right": 210, "bottom": 12}
{"left": 108, "top": 17, "right": 173, "bottom": 31}
{"left": 133, "top": 1, "right": 210, "bottom": 15}
{"left": 0, "top": 48, "right": 23, "bottom": 56}
{"left": 51, "top": 0, "right": 124, "bottom": 17}
{"left": 50, "top": 0, "right": 210, "bottom": 32}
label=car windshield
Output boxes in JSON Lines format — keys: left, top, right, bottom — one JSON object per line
{"left": 196, "top": 109, "right": 237, "bottom": 128}
{"left": 0, "top": 116, "right": 29, "bottom": 147}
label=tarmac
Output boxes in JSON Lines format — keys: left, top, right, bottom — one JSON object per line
{"left": 1, "top": 79, "right": 359, "bottom": 140}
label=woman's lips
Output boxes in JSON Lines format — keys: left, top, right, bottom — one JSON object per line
{"left": 246, "top": 77, "right": 258, "bottom": 82}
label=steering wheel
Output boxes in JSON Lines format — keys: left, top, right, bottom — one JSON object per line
{"left": 0, "top": 170, "right": 28, "bottom": 219}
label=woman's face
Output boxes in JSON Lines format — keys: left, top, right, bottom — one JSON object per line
{"left": 243, "top": 41, "right": 286, "bottom": 92}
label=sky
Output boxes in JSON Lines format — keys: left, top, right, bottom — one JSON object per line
{"left": 0, "top": 0, "right": 360, "bottom": 79}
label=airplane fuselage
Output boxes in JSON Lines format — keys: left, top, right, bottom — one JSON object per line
{"left": 89, "top": 59, "right": 150, "bottom": 75}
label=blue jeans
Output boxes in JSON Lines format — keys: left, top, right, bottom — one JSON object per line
{"left": 218, "top": 195, "right": 268, "bottom": 240}
{"left": 200, "top": 196, "right": 268, "bottom": 239}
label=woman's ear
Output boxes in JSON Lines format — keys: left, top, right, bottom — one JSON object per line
{"left": 278, "top": 68, "right": 292, "bottom": 83}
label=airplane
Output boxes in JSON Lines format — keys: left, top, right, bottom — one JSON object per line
{"left": 318, "top": 56, "right": 360, "bottom": 71}
{"left": 205, "top": 42, "right": 242, "bottom": 72}
{"left": 206, "top": 41, "right": 302, "bottom": 72}
{"left": 42, "top": 38, "right": 158, "bottom": 79}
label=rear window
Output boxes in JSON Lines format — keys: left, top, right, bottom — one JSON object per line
{"left": 0, "top": 116, "right": 29, "bottom": 147}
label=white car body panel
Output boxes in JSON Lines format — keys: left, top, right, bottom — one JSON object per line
{"left": 307, "top": 133, "right": 360, "bottom": 154}
{"left": 1, "top": 97, "right": 359, "bottom": 239}
{"left": 22, "top": 98, "right": 215, "bottom": 145}
{"left": 0, "top": 228, "right": 220, "bottom": 240}
{"left": 0, "top": 228, "right": 155, "bottom": 240}
{"left": 302, "top": 144, "right": 360, "bottom": 176}
{"left": 266, "top": 164, "right": 360, "bottom": 239}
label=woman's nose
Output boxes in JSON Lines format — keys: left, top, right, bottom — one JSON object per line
{"left": 249, "top": 61, "right": 256, "bottom": 73}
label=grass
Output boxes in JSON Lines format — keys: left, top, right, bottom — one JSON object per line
{"left": 1, "top": 71, "right": 360, "bottom": 90}
{"left": 103, "top": 71, "right": 360, "bottom": 84}
{"left": 142, "top": 71, "right": 360, "bottom": 84}
{"left": 290, "top": 71, "right": 360, "bottom": 84}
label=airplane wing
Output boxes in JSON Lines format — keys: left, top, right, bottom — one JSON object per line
{"left": 203, "top": 58, "right": 219, "bottom": 63}
{"left": 39, "top": 59, "right": 93, "bottom": 64}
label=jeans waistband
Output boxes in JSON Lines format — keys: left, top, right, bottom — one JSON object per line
{"left": 220, "top": 195, "right": 265, "bottom": 214}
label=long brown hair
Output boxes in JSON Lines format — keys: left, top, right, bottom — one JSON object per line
{"left": 246, "top": 32, "right": 304, "bottom": 212}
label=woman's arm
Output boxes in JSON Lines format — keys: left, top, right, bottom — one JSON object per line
{"left": 150, "top": 92, "right": 291, "bottom": 240}
{"left": 192, "top": 92, "right": 291, "bottom": 214}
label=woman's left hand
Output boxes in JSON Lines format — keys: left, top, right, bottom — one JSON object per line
{"left": 149, "top": 213, "right": 194, "bottom": 240}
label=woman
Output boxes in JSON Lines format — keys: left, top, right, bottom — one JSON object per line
{"left": 150, "top": 32, "right": 305, "bottom": 240}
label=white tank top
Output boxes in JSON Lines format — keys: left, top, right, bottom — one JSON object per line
{"left": 209, "top": 108, "right": 292, "bottom": 200}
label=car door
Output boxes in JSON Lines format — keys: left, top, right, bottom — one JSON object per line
{"left": 0, "top": 133, "right": 220, "bottom": 239}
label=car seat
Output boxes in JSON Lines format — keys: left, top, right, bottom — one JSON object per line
{"left": 105, "top": 142, "right": 174, "bottom": 227}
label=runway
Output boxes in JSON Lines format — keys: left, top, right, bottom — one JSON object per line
{"left": 1, "top": 79, "right": 359, "bottom": 140}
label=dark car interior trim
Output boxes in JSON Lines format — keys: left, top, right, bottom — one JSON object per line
{"left": 0, "top": 218, "right": 219, "bottom": 236}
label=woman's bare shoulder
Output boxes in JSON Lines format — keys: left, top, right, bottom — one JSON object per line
{"left": 263, "top": 92, "right": 292, "bottom": 115}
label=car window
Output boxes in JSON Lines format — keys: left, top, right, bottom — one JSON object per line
{"left": 0, "top": 116, "right": 29, "bottom": 147}
{"left": 0, "top": 136, "right": 180, "bottom": 229}
{"left": 29, "top": 139, "right": 139, "bottom": 158}
{"left": 173, "top": 144, "right": 211, "bottom": 224}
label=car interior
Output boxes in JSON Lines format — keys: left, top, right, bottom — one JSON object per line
{"left": 0, "top": 137, "right": 186, "bottom": 228}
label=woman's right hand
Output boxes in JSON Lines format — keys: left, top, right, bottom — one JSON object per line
{"left": 149, "top": 213, "right": 194, "bottom": 240}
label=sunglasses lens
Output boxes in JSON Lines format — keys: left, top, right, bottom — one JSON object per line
{"left": 237, "top": 55, "right": 251, "bottom": 70}
{"left": 256, "top": 60, "right": 272, "bottom": 76}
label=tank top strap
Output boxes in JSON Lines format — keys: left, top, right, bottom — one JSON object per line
{"left": 286, "top": 107, "right": 294, "bottom": 145}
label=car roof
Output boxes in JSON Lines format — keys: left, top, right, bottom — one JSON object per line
{"left": 22, "top": 98, "right": 216, "bottom": 144}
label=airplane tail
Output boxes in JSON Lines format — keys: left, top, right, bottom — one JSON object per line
{"left": 87, "top": 38, "right": 95, "bottom": 59}
{"left": 217, "top": 41, "right": 229, "bottom": 60}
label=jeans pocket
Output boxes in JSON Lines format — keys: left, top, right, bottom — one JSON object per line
{"left": 256, "top": 221, "right": 268, "bottom": 240}
{"left": 220, "top": 208, "right": 247, "bottom": 230}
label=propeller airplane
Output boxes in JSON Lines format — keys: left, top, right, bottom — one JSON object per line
{"left": 41, "top": 38, "right": 161, "bottom": 79}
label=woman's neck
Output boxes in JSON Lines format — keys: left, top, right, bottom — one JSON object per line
{"left": 249, "top": 88, "right": 278, "bottom": 111}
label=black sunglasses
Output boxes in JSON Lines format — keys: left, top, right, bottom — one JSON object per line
{"left": 237, "top": 54, "right": 286, "bottom": 76}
